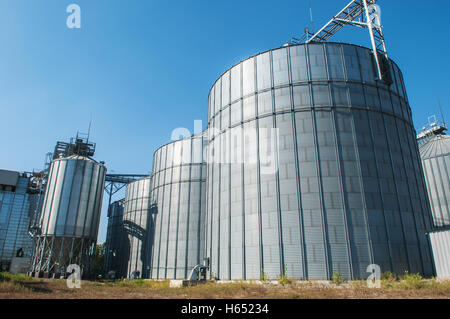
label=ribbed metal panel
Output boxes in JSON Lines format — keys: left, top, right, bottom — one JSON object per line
{"left": 0, "top": 175, "right": 33, "bottom": 270}
{"left": 122, "top": 176, "right": 152, "bottom": 278}
{"left": 429, "top": 229, "right": 450, "bottom": 278}
{"left": 419, "top": 135, "right": 450, "bottom": 228}
{"left": 30, "top": 156, "right": 106, "bottom": 277}
{"left": 39, "top": 156, "right": 106, "bottom": 239}
{"left": 103, "top": 199, "right": 127, "bottom": 278}
{"left": 205, "top": 42, "right": 434, "bottom": 280}
{"left": 150, "top": 134, "right": 206, "bottom": 279}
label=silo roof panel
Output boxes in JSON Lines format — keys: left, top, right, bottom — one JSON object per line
{"left": 420, "top": 135, "right": 450, "bottom": 159}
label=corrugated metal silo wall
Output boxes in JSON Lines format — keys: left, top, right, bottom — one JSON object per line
{"left": 39, "top": 157, "right": 106, "bottom": 239}
{"left": 122, "top": 177, "right": 152, "bottom": 278}
{"left": 429, "top": 229, "right": 450, "bottom": 278}
{"left": 205, "top": 42, "right": 434, "bottom": 280}
{"left": 419, "top": 136, "right": 450, "bottom": 228}
{"left": 0, "top": 176, "right": 33, "bottom": 267}
{"left": 149, "top": 135, "right": 207, "bottom": 279}
{"left": 104, "top": 200, "right": 127, "bottom": 278}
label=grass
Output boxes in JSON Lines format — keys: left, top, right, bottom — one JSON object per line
{"left": 399, "top": 272, "right": 427, "bottom": 289}
{"left": 0, "top": 281, "right": 32, "bottom": 294}
{"left": 279, "top": 274, "right": 293, "bottom": 286}
{"left": 0, "top": 272, "right": 35, "bottom": 283}
{"left": 113, "top": 279, "right": 170, "bottom": 289}
{"left": 382, "top": 271, "right": 398, "bottom": 282}
{"left": 332, "top": 272, "right": 345, "bottom": 285}
{"left": 260, "top": 269, "right": 268, "bottom": 282}
{"left": 0, "top": 272, "right": 449, "bottom": 299}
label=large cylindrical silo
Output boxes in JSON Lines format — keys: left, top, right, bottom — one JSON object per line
{"left": 205, "top": 42, "right": 434, "bottom": 280}
{"left": 150, "top": 134, "right": 207, "bottom": 279}
{"left": 30, "top": 155, "right": 106, "bottom": 278}
{"left": 122, "top": 176, "right": 152, "bottom": 279}
{"left": 419, "top": 135, "right": 450, "bottom": 228}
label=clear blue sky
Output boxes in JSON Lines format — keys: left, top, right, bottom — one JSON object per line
{"left": 0, "top": 0, "right": 448, "bottom": 243}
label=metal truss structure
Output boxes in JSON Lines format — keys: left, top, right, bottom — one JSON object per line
{"left": 27, "top": 152, "right": 52, "bottom": 237}
{"left": 53, "top": 132, "right": 96, "bottom": 160}
{"left": 289, "top": 0, "right": 389, "bottom": 82}
{"left": 30, "top": 236, "right": 96, "bottom": 279}
{"left": 104, "top": 174, "right": 148, "bottom": 215}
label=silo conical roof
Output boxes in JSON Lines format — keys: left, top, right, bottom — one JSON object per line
{"left": 419, "top": 135, "right": 450, "bottom": 159}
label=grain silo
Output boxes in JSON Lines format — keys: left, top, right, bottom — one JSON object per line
{"left": 104, "top": 199, "right": 127, "bottom": 279}
{"left": 204, "top": 42, "right": 435, "bottom": 280}
{"left": 419, "top": 134, "right": 450, "bottom": 228}
{"left": 30, "top": 137, "right": 106, "bottom": 279}
{"left": 122, "top": 176, "right": 153, "bottom": 279}
{"left": 150, "top": 134, "right": 207, "bottom": 279}
{"left": 419, "top": 132, "right": 450, "bottom": 278}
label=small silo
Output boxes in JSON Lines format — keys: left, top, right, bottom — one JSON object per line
{"left": 205, "top": 42, "right": 435, "bottom": 280}
{"left": 30, "top": 154, "right": 106, "bottom": 278}
{"left": 150, "top": 134, "right": 207, "bottom": 279}
{"left": 104, "top": 199, "right": 127, "bottom": 279}
{"left": 419, "top": 134, "right": 450, "bottom": 228}
{"left": 122, "top": 176, "right": 152, "bottom": 279}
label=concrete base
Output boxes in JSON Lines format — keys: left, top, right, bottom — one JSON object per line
{"left": 169, "top": 280, "right": 206, "bottom": 288}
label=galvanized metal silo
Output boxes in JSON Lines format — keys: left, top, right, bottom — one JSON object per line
{"left": 150, "top": 134, "right": 207, "bottom": 279}
{"left": 104, "top": 199, "right": 127, "bottom": 279}
{"left": 30, "top": 155, "right": 106, "bottom": 278}
{"left": 419, "top": 135, "right": 450, "bottom": 228}
{"left": 205, "top": 42, "right": 434, "bottom": 280}
{"left": 122, "top": 176, "right": 153, "bottom": 279}
{"left": 0, "top": 170, "right": 34, "bottom": 272}
{"left": 428, "top": 228, "right": 450, "bottom": 279}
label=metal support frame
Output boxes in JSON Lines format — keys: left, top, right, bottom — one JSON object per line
{"left": 30, "top": 236, "right": 96, "bottom": 278}
{"left": 417, "top": 116, "right": 448, "bottom": 144}
{"left": 53, "top": 132, "right": 96, "bottom": 160}
{"left": 104, "top": 174, "right": 148, "bottom": 215}
{"left": 289, "top": 0, "right": 388, "bottom": 81}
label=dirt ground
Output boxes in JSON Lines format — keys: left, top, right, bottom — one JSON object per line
{"left": 1, "top": 273, "right": 449, "bottom": 299}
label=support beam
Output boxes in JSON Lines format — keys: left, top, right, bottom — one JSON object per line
{"left": 289, "top": 0, "right": 388, "bottom": 81}
{"left": 104, "top": 174, "right": 149, "bottom": 214}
